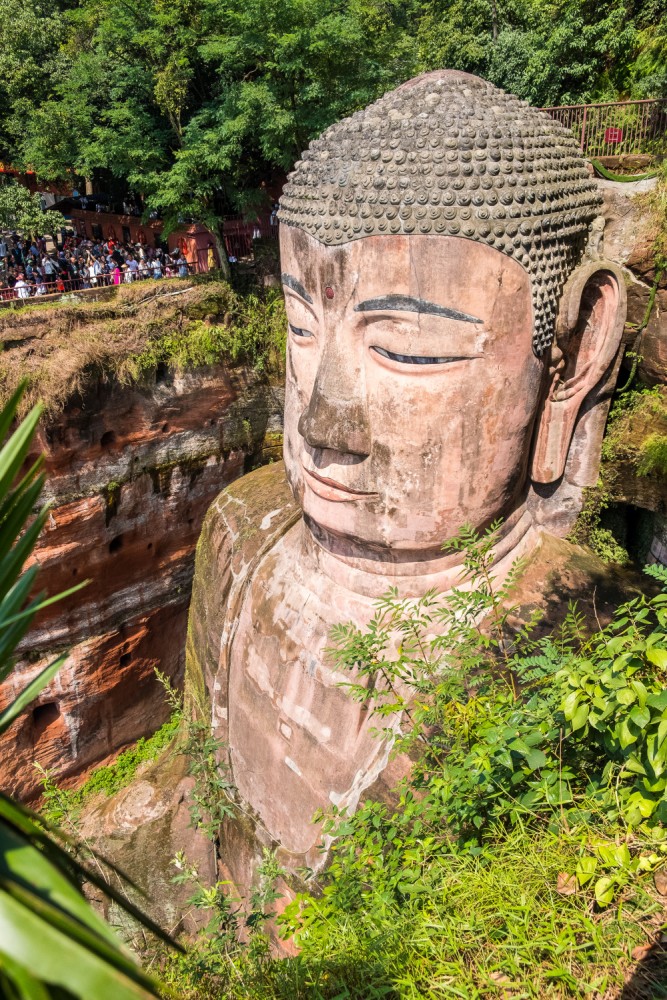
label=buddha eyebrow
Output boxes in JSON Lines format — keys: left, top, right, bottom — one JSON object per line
{"left": 281, "top": 273, "right": 313, "bottom": 304}
{"left": 354, "top": 294, "right": 482, "bottom": 324}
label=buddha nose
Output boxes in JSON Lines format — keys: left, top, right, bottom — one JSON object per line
{"left": 297, "top": 344, "right": 371, "bottom": 457}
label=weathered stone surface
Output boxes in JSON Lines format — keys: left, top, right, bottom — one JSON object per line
{"left": 597, "top": 175, "right": 667, "bottom": 389}
{"left": 511, "top": 532, "right": 655, "bottom": 631}
{"left": 636, "top": 289, "right": 667, "bottom": 386}
{"left": 600, "top": 177, "right": 660, "bottom": 284}
{"left": 1, "top": 364, "right": 283, "bottom": 798}
{"left": 186, "top": 460, "right": 298, "bottom": 717}
{"left": 78, "top": 747, "right": 216, "bottom": 937}
{"left": 3, "top": 606, "right": 186, "bottom": 799}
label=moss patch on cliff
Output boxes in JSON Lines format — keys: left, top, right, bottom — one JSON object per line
{"left": 38, "top": 713, "right": 181, "bottom": 825}
{"left": 570, "top": 385, "right": 667, "bottom": 560}
{"left": 601, "top": 385, "right": 667, "bottom": 475}
{"left": 0, "top": 279, "right": 286, "bottom": 414}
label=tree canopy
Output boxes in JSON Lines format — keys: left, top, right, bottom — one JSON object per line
{"left": 0, "top": 183, "right": 62, "bottom": 239}
{"left": 1, "top": 0, "right": 665, "bottom": 237}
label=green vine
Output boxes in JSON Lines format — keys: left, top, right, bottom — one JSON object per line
{"left": 590, "top": 158, "right": 659, "bottom": 182}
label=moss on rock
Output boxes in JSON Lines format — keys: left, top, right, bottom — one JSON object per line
{"left": 0, "top": 279, "right": 286, "bottom": 415}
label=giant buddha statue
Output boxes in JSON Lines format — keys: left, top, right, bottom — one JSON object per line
{"left": 186, "top": 70, "right": 627, "bottom": 889}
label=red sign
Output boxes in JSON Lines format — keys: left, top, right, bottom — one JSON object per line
{"left": 604, "top": 126, "right": 624, "bottom": 144}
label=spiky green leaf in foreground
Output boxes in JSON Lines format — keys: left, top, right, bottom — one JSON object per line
{"left": 0, "top": 382, "right": 175, "bottom": 997}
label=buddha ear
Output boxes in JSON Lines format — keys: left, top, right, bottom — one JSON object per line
{"left": 531, "top": 261, "right": 627, "bottom": 485}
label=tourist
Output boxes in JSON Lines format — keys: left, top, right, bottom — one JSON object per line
{"left": 14, "top": 275, "right": 29, "bottom": 299}
{"left": 0, "top": 226, "right": 207, "bottom": 297}
{"left": 42, "top": 255, "right": 56, "bottom": 284}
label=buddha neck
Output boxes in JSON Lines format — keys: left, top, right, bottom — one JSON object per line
{"left": 299, "top": 504, "right": 538, "bottom": 600}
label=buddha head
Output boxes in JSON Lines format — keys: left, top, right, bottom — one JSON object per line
{"left": 278, "top": 70, "right": 626, "bottom": 561}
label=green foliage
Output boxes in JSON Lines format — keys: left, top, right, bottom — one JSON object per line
{"left": 572, "top": 384, "right": 667, "bottom": 557}
{"left": 38, "top": 714, "right": 181, "bottom": 827}
{"left": 0, "top": 383, "right": 176, "bottom": 998}
{"left": 181, "top": 718, "right": 237, "bottom": 840}
{"left": 420, "top": 0, "right": 642, "bottom": 106}
{"left": 273, "top": 825, "right": 666, "bottom": 999}
{"left": 638, "top": 431, "right": 667, "bottom": 477}
{"left": 646, "top": 562, "right": 667, "bottom": 587}
{"left": 0, "top": 181, "right": 62, "bottom": 240}
{"left": 588, "top": 526, "right": 631, "bottom": 564}
{"left": 244, "top": 524, "right": 667, "bottom": 998}
{"left": 2, "top": 0, "right": 663, "bottom": 237}
{"left": 126, "top": 288, "right": 286, "bottom": 378}
{"left": 154, "top": 523, "right": 667, "bottom": 999}
{"left": 326, "top": 522, "right": 667, "bottom": 838}
{"left": 162, "top": 848, "right": 290, "bottom": 995}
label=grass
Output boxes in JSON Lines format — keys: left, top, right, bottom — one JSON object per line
{"left": 38, "top": 713, "right": 181, "bottom": 826}
{"left": 293, "top": 828, "right": 663, "bottom": 1000}
{"left": 0, "top": 278, "right": 286, "bottom": 415}
{"left": 158, "top": 822, "right": 667, "bottom": 1000}
{"left": 637, "top": 432, "right": 667, "bottom": 477}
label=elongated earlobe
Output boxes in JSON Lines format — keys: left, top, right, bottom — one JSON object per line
{"left": 531, "top": 261, "right": 626, "bottom": 485}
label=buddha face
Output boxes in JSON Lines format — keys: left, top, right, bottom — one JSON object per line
{"left": 281, "top": 226, "right": 546, "bottom": 557}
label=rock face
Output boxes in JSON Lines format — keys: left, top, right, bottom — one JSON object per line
{"left": 78, "top": 747, "right": 216, "bottom": 939}
{"left": 595, "top": 176, "right": 667, "bottom": 564}
{"left": 599, "top": 176, "right": 667, "bottom": 385}
{"left": 0, "top": 363, "right": 283, "bottom": 798}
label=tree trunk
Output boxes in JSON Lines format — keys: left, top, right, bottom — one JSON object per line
{"left": 213, "top": 226, "right": 231, "bottom": 282}
{"left": 491, "top": 0, "right": 499, "bottom": 40}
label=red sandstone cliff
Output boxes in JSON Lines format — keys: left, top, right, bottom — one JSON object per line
{"left": 0, "top": 282, "right": 284, "bottom": 797}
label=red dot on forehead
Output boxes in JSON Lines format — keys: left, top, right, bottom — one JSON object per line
{"left": 325, "top": 286, "right": 334, "bottom": 299}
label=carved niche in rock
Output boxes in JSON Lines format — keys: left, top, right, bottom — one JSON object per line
{"left": 186, "top": 70, "right": 628, "bottom": 890}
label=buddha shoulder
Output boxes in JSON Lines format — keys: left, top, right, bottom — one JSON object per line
{"left": 186, "top": 462, "right": 299, "bottom": 699}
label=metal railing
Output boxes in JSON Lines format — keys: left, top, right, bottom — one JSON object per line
{"left": 0, "top": 262, "right": 195, "bottom": 301}
{"left": 222, "top": 219, "right": 279, "bottom": 260}
{"left": 542, "top": 98, "right": 667, "bottom": 159}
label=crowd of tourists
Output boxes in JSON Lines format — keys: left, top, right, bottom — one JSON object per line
{"left": 0, "top": 231, "right": 192, "bottom": 300}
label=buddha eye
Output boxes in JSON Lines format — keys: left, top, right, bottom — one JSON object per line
{"left": 372, "top": 346, "right": 466, "bottom": 365}
{"left": 289, "top": 323, "right": 313, "bottom": 339}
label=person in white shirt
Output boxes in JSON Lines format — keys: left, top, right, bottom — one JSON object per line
{"left": 42, "top": 256, "right": 56, "bottom": 283}
{"left": 15, "top": 277, "right": 30, "bottom": 299}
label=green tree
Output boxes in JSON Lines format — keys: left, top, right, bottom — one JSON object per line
{"left": 16, "top": 0, "right": 420, "bottom": 268}
{"left": 3, "top": 0, "right": 665, "bottom": 255}
{"left": 0, "top": 183, "right": 63, "bottom": 240}
{"left": 0, "top": 0, "right": 66, "bottom": 165}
